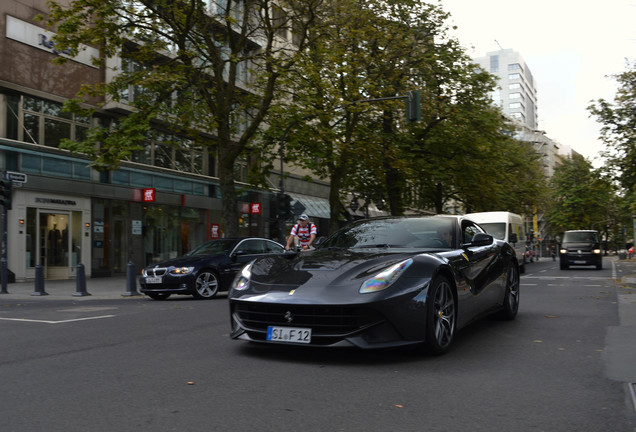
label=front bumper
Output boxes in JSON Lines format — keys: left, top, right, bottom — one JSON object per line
{"left": 138, "top": 276, "right": 195, "bottom": 295}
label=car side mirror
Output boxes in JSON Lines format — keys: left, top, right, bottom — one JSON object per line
{"left": 509, "top": 233, "right": 518, "bottom": 244}
{"left": 232, "top": 250, "right": 247, "bottom": 259}
{"left": 462, "top": 232, "right": 494, "bottom": 248}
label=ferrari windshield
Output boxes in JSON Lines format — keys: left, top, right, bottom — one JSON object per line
{"left": 321, "top": 217, "right": 456, "bottom": 249}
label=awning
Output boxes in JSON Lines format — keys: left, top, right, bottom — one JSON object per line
{"left": 287, "top": 193, "right": 331, "bottom": 220}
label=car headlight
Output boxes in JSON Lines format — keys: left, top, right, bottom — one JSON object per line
{"left": 593, "top": 249, "right": 601, "bottom": 254}
{"left": 232, "top": 262, "right": 253, "bottom": 291}
{"left": 169, "top": 266, "right": 194, "bottom": 275}
{"left": 360, "top": 258, "right": 413, "bottom": 294}
{"left": 560, "top": 249, "right": 567, "bottom": 255}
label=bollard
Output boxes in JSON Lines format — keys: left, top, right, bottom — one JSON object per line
{"left": 122, "top": 261, "right": 140, "bottom": 296}
{"left": 73, "top": 263, "right": 91, "bottom": 297}
{"left": 32, "top": 264, "right": 49, "bottom": 296}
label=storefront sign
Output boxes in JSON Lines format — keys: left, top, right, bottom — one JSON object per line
{"left": 3, "top": 171, "right": 27, "bottom": 184}
{"left": 35, "top": 197, "right": 77, "bottom": 206}
{"left": 250, "top": 203, "right": 261, "bottom": 214}
{"left": 6, "top": 16, "right": 99, "bottom": 68}
{"left": 210, "top": 223, "right": 220, "bottom": 239}
{"left": 132, "top": 220, "right": 142, "bottom": 235}
{"left": 143, "top": 188, "right": 155, "bottom": 202}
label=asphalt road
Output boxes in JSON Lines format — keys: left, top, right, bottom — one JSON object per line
{"left": 1, "top": 257, "right": 635, "bottom": 432}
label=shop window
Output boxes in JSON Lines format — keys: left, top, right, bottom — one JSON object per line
{"left": 21, "top": 154, "right": 41, "bottom": 172}
{"left": 131, "top": 171, "right": 153, "bottom": 187}
{"left": 174, "top": 179, "right": 192, "bottom": 193}
{"left": 43, "top": 157, "right": 73, "bottom": 177}
{"left": 112, "top": 170, "right": 130, "bottom": 184}
{"left": 154, "top": 176, "right": 173, "bottom": 190}
{"left": 26, "top": 207, "right": 37, "bottom": 268}
{"left": 74, "top": 163, "right": 91, "bottom": 180}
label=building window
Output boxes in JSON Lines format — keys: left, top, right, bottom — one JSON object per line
{"left": 508, "top": 63, "right": 523, "bottom": 72}
{"left": 508, "top": 73, "right": 520, "bottom": 80}
{"left": 509, "top": 102, "right": 522, "bottom": 109}
{"left": 272, "top": 5, "right": 288, "bottom": 39}
{"left": 7, "top": 94, "right": 91, "bottom": 147}
{"left": 130, "top": 131, "right": 205, "bottom": 175}
{"left": 490, "top": 55, "right": 499, "bottom": 73}
{"left": 509, "top": 83, "right": 521, "bottom": 90}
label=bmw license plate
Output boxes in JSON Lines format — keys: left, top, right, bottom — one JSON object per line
{"left": 267, "top": 326, "right": 311, "bottom": 344}
{"left": 145, "top": 277, "right": 162, "bottom": 284}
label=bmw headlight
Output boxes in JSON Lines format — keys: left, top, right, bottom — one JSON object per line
{"left": 232, "top": 262, "right": 253, "bottom": 291}
{"left": 169, "top": 266, "right": 194, "bottom": 275}
{"left": 360, "top": 258, "right": 413, "bottom": 294}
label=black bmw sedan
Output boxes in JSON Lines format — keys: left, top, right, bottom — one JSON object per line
{"left": 139, "top": 237, "right": 285, "bottom": 300}
{"left": 229, "top": 215, "right": 520, "bottom": 354}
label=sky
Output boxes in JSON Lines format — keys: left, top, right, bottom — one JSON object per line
{"left": 439, "top": 0, "right": 636, "bottom": 166}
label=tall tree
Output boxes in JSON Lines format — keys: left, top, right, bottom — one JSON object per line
{"left": 588, "top": 60, "right": 636, "bottom": 216}
{"left": 266, "top": 0, "right": 478, "bottom": 232}
{"left": 43, "top": 0, "right": 323, "bottom": 237}
{"left": 545, "top": 154, "right": 614, "bottom": 235}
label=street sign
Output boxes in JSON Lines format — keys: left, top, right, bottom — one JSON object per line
{"left": 3, "top": 171, "right": 27, "bottom": 184}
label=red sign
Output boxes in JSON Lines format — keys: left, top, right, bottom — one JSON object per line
{"left": 210, "top": 223, "right": 220, "bottom": 239}
{"left": 250, "top": 203, "right": 261, "bottom": 214}
{"left": 143, "top": 188, "right": 156, "bottom": 202}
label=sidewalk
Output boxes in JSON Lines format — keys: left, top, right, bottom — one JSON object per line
{"left": 0, "top": 275, "right": 143, "bottom": 300}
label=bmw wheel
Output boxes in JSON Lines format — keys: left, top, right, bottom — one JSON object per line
{"left": 498, "top": 263, "right": 520, "bottom": 320}
{"left": 425, "top": 276, "right": 456, "bottom": 355}
{"left": 193, "top": 270, "right": 220, "bottom": 299}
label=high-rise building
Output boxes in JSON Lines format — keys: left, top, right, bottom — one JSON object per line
{"left": 473, "top": 48, "right": 538, "bottom": 130}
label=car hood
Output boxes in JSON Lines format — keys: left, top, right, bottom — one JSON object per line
{"left": 248, "top": 248, "right": 419, "bottom": 292}
{"left": 146, "top": 255, "right": 217, "bottom": 268}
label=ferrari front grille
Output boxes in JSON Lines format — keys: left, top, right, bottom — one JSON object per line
{"left": 233, "top": 302, "right": 384, "bottom": 337}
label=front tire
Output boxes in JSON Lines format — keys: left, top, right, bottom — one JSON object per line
{"left": 146, "top": 293, "right": 171, "bottom": 300}
{"left": 425, "top": 276, "right": 456, "bottom": 355}
{"left": 192, "top": 270, "right": 220, "bottom": 299}
{"left": 498, "top": 263, "right": 520, "bottom": 320}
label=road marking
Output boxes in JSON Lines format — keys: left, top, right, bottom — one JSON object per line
{"left": 0, "top": 315, "right": 115, "bottom": 324}
{"left": 523, "top": 276, "right": 609, "bottom": 280}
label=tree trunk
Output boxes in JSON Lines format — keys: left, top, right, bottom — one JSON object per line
{"left": 217, "top": 144, "right": 239, "bottom": 238}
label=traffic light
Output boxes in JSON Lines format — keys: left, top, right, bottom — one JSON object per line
{"left": 405, "top": 90, "right": 421, "bottom": 123}
{"left": 277, "top": 193, "right": 292, "bottom": 220}
{"left": 0, "top": 179, "right": 12, "bottom": 210}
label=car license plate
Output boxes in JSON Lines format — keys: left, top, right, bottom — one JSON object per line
{"left": 145, "top": 277, "right": 162, "bottom": 284}
{"left": 266, "top": 326, "right": 311, "bottom": 344}
{"left": 573, "top": 260, "right": 586, "bottom": 264}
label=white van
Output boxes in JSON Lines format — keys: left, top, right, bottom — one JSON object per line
{"left": 464, "top": 211, "right": 528, "bottom": 272}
